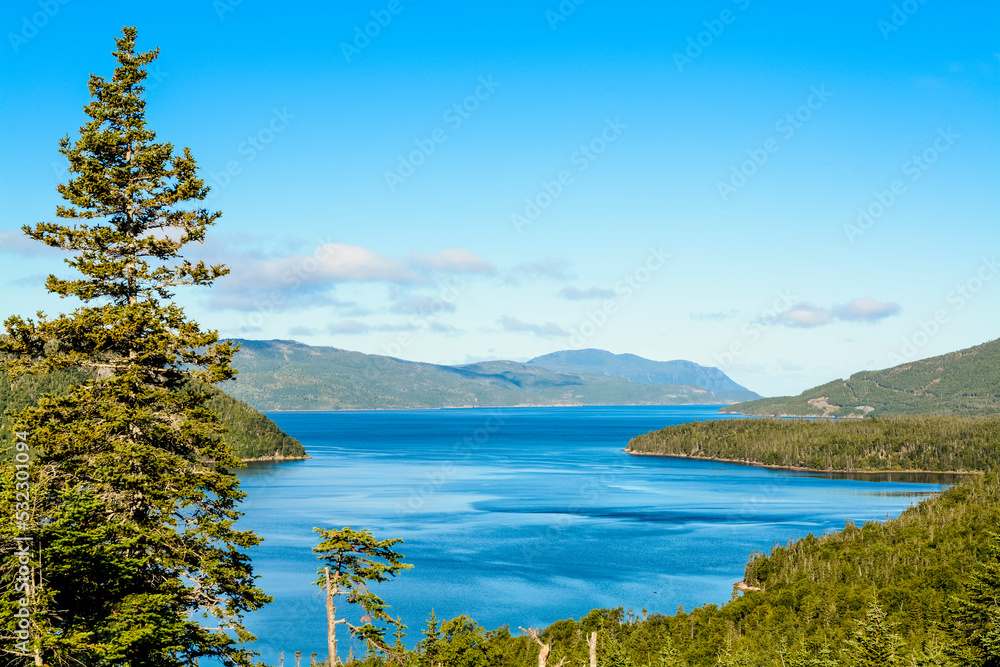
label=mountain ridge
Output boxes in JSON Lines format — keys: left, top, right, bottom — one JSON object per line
{"left": 526, "top": 348, "right": 760, "bottom": 401}
{"left": 721, "top": 337, "right": 1000, "bottom": 418}
{"left": 223, "top": 339, "right": 757, "bottom": 410}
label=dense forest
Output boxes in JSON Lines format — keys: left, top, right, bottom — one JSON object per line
{"left": 722, "top": 338, "right": 1000, "bottom": 418}
{"left": 275, "top": 470, "right": 1000, "bottom": 667}
{"left": 0, "top": 368, "right": 306, "bottom": 460}
{"left": 626, "top": 416, "right": 1000, "bottom": 472}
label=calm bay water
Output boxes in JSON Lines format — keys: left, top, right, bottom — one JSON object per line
{"left": 237, "top": 406, "right": 948, "bottom": 662}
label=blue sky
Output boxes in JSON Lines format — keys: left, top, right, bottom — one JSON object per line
{"left": 1, "top": 0, "right": 998, "bottom": 396}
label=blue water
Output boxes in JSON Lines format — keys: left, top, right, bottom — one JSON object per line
{"left": 236, "top": 406, "right": 947, "bottom": 662}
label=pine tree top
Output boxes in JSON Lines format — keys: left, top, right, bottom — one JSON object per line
{"left": 2, "top": 26, "right": 234, "bottom": 386}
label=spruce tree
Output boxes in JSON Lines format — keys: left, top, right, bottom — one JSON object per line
{"left": 846, "top": 603, "right": 903, "bottom": 667}
{"left": 949, "top": 531, "right": 1000, "bottom": 666}
{"left": 418, "top": 609, "right": 442, "bottom": 666}
{"left": 0, "top": 26, "right": 269, "bottom": 665}
{"left": 312, "top": 527, "right": 411, "bottom": 665}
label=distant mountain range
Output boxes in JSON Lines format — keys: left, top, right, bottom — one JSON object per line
{"left": 223, "top": 340, "right": 760, "bottom": 411}
{"left": 722, "top": 338, "right": 1000, "bottom": 418}
{"left": 526, "top": 348, "right": 759, "bottom": 402}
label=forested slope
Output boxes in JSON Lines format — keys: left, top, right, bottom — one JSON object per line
{"left": 0, "top": 369, "right": 306, "bottom": 461}
{"left": 722, "top": 338, "right": 1000, "bottom": 418}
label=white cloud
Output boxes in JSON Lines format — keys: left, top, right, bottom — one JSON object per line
{"left": 207, "top": 241, "right": 490, "bottom": 312}
{"left": 774, "top": 303, "right": 835, "bottom": 328}
{"left": 832, "top": 297, "right": 901, "bottom": 323}
{"left": 769, "top": 297, "right": 901, "bottom": 328}
{"left": 260, "top": 243, "right": 423, "bottom": 285}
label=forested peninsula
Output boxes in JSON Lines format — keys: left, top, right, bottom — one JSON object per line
{"left": 626, "top": 416, "right": 1000, "bottom": 473}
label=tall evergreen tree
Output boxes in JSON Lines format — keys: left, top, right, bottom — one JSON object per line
{"left": 312, "top": 527, "right": 411, "bottom": 665}
{"left": 846, "top": 604, "right": 903, "bottom": 667}
{"left": 0, "top": 26, "right": 269, "bottom": 665}
{"left": 949, "top": 532, "right": 1000, "bottom": 666}
{"left": 418, "top": 609, "right": 443, "bottom": 666}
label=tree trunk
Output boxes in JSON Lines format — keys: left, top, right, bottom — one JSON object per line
{"left": 588, "top": 631, "right": 597, "bottom": 667}
{"left": 325, "top": 566, "right": 337, "bottom": 666}
{"left": 538, "top": 642, "right": 550, "bottom": 667}
{"left": 34, "top": 558, "right": 43, "bottom": 667}
{"left": 520, "top": 627, "right": 551, "bottom": 667}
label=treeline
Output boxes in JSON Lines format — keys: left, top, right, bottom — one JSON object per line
{"left": 274, "top": 471, "right": 1000, "bottom": 666}
{"left": 0, "top": 369, "right": 306, "bottom": 461}
{"left": 626, "top": 416, "right": 1000, "bottom": 472}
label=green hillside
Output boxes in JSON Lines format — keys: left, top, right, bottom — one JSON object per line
{"left": 224, "top": 339, "right": 745, "bottom": 410}
{"left": 722, "top": 338, "right": 1000, "bottom": 418}
{"left": 0, "top": 370, "right": 306, "bottom": 461}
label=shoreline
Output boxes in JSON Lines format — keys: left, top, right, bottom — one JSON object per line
{"left": 260, "top": 402, "right": 738, "bottom": 413}
{"left": 623, "top": 449, "right": 982, "bottom": 476}
{"left": 718, "top": 411, "right": 867, "bottom": 420}
{"left": 241, "top": 453, "right": 311, "bottom": 463}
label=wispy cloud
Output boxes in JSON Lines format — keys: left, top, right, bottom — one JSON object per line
{"left": 774, "top": 303, "right": 834, "bottom": 328}
{"left": 768, "top": 297, "right": 901, "bottom": 328}
{"left": 234, "top": 243, "right": 423, "bottom": 286}
{"left": 832, "top": 297, "right": 902, "bottom": 322}
{"left": 328, "top": 320, "right": 374, "bottom": 335}
{"left": 689, "top": 309, "right": 740, "bottom": 321}
{"left": 0, "top": 229, "right": 67, "bottom": 257}
{"left": 207, "top": 240, "right": 490, "bottom": 312}
{"left": 326, "top": 319, "right": 456, "bottom": 335}
{"left": 559, "top": 286, "right": 616, "bottom": 300}
{"left": 390, "top": 295, "right": 458, "bottom": 316}
{"left": 506, "top": 258, "right": 576, "bottom": 284}
{"left": 407, "top": 248, "right": 496, "bottom": 275}
{"left": 778, "top": 358, "right": 804, "bottom": 371}
{"left": 497, "top": 315, "right": 569, "bottom": 338}
{"left": 427, "top": 322, "right": 461, "bottom": 334}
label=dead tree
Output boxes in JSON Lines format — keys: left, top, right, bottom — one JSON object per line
{"left": 519, "top": 627, "right": 568, "bottom": 667}
{"left": 588, "top": 631, "right": 598, "bottom": 667}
